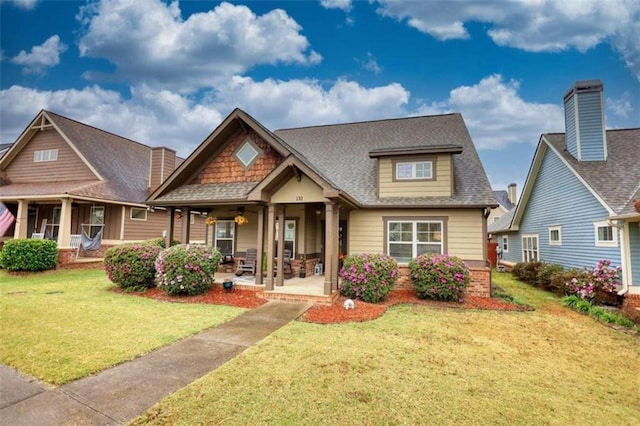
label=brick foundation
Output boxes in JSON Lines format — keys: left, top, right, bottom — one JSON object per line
{"left": 57, "top": 248, "right": 77, "bottom": 266}
{"left": 77, "top": 244, "right": 114, "bottom": 259}
{"left": 394, "top": 265, "right": 491, "bottom": 298}
{"left": 622, "top": 293, "right": 640, "bottom": 309}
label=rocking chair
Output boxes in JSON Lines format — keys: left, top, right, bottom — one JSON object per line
{"left": 235, "top": 248, "right": 257, "bottom": 276}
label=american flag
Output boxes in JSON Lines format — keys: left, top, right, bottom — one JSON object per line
{"left": 0, "top": 202, "right": 15, "bottom": 237}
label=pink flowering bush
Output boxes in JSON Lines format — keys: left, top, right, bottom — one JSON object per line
{"left": 564, "top": 259, "right": 621, "bottom": 303}
{"left": 338, "top": 253, "right": 398, "bottom": 303}
{"left": 104, "top": 243, "right": 161, "bottom": 290}
{"left": 155, "top": 244, "right": 222, "bottom": 296}
{"left": 409, "top": 253, "right": 470, "bottom": 302}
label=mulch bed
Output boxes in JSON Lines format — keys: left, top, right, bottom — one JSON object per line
{"left": 114, "top": 287, "right": 530, "bottom": 324}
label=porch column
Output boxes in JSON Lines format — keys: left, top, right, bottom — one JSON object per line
{"left": 57, "top": 198, "right": 72, "bottom": 248}
{"left": 276, "top": 205, "right": 285, "bottom": 287}
{"left": 323, "top": 202, "right": 337, "bottom": 295}
{"left": 14, "top": 199, "right": 29, "bottom": 239}
{"left": 332, "top": 204, "right": 340, "bottom": 291}
{"left": 255, "top": 206, "right": 265, "bottom": 285}
{"left": 180, "top": 206, "right": 191, "bottom": 244}
{"left": 265, "top": 204, "right": 276, "bottom": 291}
{"left": 165, "top": 207, "right": 175, "bottom": 248}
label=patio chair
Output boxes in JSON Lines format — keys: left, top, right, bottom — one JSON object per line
{"left": 70, "top": 234, "right": 82, "bottom": 258}
{"left": 274, "top": 249, "right": 293, "bottom": 276}
{"left": 235, "top": 248, "right": 257, "bottom": 276}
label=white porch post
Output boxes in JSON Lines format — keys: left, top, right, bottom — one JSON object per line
{"left": 276, "top": 205, "right": 285, "bottom": 287}
{"left": 323, "top": 202, "right": 337, "bottom": 295}
{"left": 57, "top": 198, "right": 72, "bottom": 248}
{"left": 256, "top": 206, "right": 265, "bottom": 285}
{"left": 14, "top": 199, "right": 29, "bottom": 239}
{"left": 331, "top": 204, "right": 340, "bottom": 292}
{"left": 265, "top": 204, "right": 276, "bottom": 291}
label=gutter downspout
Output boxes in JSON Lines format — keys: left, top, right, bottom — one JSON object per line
{"left": 607, "top": 219, "right": 628, "bottom": 296}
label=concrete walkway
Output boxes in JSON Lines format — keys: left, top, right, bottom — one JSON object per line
{"left": 0, "top": 300, "right": 310, "bottom": 425}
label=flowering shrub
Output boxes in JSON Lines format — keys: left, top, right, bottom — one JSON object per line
{"left": 338, "top": 253, "right": 398, "bottom": 303}
{"left": 564, "top": 259, "right": 621, "bottom": 303}
{"left": 409, "top": 253, "right": 470, "bottom": 302}
{"left": 104, "top": 243, "right": 161, "bottom": 290}
{"left": 155, "top": 244, "right": 222, "bottom": 296}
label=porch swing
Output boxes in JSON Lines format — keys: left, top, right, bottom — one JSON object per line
{"left": 80, "top": 223, "right": 104, "bottom": 253}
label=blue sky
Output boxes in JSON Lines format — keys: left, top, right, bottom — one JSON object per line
{"left": 1, "top": 0, "right": 639, "bottom": 197}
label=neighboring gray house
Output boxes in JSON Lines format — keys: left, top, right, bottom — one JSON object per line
{"left": 492, "top": 80, "right": 640, "bottom": 306}
{"left": 487, "top": 183, "right": 516, "bottom": 230}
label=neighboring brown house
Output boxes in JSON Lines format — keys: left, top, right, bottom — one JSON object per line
{"left": 0, "top": 110, "right": 206, "bottom": 263}
{"left": 147, "top": 108, "right": 497, "bottom": 297}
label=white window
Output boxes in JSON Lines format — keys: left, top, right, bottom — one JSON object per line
{"left": 387, "top": 220, "right": 443, "bottom": 263}
{"left": 130, "top": 208, "right": 147, "bottom": 221}
{"left": 51, "top": 207, "right": 61, "bottom": 239}
{"left": 502, "top": 236, "right": 508, "bottom": 253}
{"left": 215, "top": 220, "right": 235, "bottom": 256}
{"left": 89, "top": 206, "right": 104, "bottom": 238}
{"left": 522, "top": 234, "right": 539, "bottom": 262}
{"left": 33, "top": 149, "right": 58, "bottom": 162}
{"left": 190, "top": 213, "right": 196, "bottom": 225}
{"left": 275, "top": 220, "right": 296, "bottom": 256}
{"left": 548, "top": 226, "right": 562, "bottom": 245}
{"left": 235, "top": 139, "right": 260, "bottom": 168}
{"left": 395, "top": 161, "right": 433, "bottom": 180}
{"left": 594, "top": 221, "right": 617, "bottom": 247}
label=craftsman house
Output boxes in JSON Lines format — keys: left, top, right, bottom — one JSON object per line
{"left": 492, "top": 80, "right": 640, "bottom": 306}
{"left": 0, "top": 110, "right": 206, "bottom": 263}
{"left": 147, "top": 108, "right": 497, "bottom": 298}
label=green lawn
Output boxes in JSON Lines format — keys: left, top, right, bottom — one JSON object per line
{"left": 133, "top": 273, "right": 640, "bottom": 425}
{"left": 0, "top": 269, "right": 244, "bottom": 385}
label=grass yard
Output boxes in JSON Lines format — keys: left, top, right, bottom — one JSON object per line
{"left": 134, "top": 273, "right": 640, "bottom": 425}
{"left": 0, "top": 269, "right": 244, "bottom": 385}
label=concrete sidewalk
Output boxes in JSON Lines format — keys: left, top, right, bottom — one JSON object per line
{"left": 0, "top": 300, "right": 310, "bottom": 425}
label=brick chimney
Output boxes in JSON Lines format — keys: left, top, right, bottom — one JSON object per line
{"left": 507, "top": 183, "right": 517, "bottom": 205}
{"left": 563, "top": 80, "right": 607, "bottom": 161}
{"left": 148, "top": 147, "right": 176, "bottom": 189}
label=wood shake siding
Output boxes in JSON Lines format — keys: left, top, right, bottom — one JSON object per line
{"left": 190, "top": 130, "right": 283, "bottom": 184}
{"left": 378, "top": 154, "right": 452, "bottom": 198}
{"left": 6, "top": 129, "right": 95, "bottom": 182}
{"left": 349, "top": 208, "right": 485, "bottom": 261}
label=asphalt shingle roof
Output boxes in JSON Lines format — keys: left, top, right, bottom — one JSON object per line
{"left": 275, "top": 113, "right": 496, "bottom": 207}
{"left": 493, "top": 190, "right": 515, "bottom": 210}
{"left": 544, "top": 128, "right": 640, "bottom": 215}
{"left": 488, "top": 207, "right": 516, "bottom": 234}
{"left": 153, "top": 182, "right": 259, "bottom": 203}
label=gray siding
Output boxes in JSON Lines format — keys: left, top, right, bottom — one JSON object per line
{"left": 564, "top": 95, "right": 577, "bottom": 159}
{"left": 576, "top": 91, "right": 606, "bottom": 161}
{"left": 630, "top": 222, "right": 640, "bottom": 287}
{"left": 512, "top": 146, "right": 620, "bottom": 268}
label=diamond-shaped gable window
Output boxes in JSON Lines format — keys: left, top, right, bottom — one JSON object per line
{"left": 235, "top": 140, "right": 260, "bottom": 168}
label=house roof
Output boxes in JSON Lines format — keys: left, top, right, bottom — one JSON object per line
{"left": 488, "top": 207, "right": 516, "bottom": 234}
{"left": 493, "top": 190, "right": 515, "bottom": 210}
{"left": 544, "top": 128, "right": 640, "bottom": 216}
{"left": 275, "top": 113, "right": 496, "bottom": 207}
{"left": 0, "top": 110, "right": 178, "bottom": 205}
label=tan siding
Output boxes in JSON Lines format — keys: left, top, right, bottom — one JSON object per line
{"left": 123, "top": 207, "right": 167, "bottom": 241}
{"left": 5, "top": 129, "right": 96, "bottom": 182}
{"left": 349, "top": 208, "right": 485, "bottom": 262}
{"left": 271, "top": 175, "right": 325, "bottom": 204}
{"left": 378, "top": 155, "right": 452, "bottom": 198}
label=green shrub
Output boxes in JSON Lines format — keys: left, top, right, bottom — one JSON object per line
{"left": 155, "top": 244, "right": 222, "bottom": 296}
{"left": 142, "top": 237, "right": 166, "bottom": 248}
{"left": 104, "top": 243, "right": 161, "bottom": 290}
{"left": 338, "top": 253, "right": 398, "bottom": 303}
{"left": 409, "top": 253, "right": 470, "bottom": 302}
{"left": 537, "top": 263, "right": 563, "bottom": 290}
{"left": 563, "top": 296, "right": 635, "bottom": 329}
{"left": 0, "top": 238, "right": 58, "bottom": 272}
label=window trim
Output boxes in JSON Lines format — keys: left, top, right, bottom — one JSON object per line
{"left": 392, "top": 156, "right": 436, "bottom": 182}
{"left": 275, "top": 219, "right": 297, "bottom": 256}
{"left": 130, "top": 207, "right": 147, "bottom": 221}
{"left": 214, "top": 219, "right": 236, "bottom": 256}
{"left": 383, "top": 216, "right": 448, "bottom": 264}
{"left": 521, "top": 234, "right": 539, "bottom": 262}
{"left": 233, "top": 137, "right": 263, "bottom": 169}
{"left": 594, "top": 221, "right": 617, "bottom": 247}
{"left": 548, "top": 225, "right": 562, "bottom": 246}
{"left": 502, "top": 235, "right": 509, "bottom": 253}
{"left": 33, "top": 149, "right": 58, "bottom": 162}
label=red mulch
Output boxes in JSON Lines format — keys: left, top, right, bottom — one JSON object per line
{"left": 114, "top": 287, "right": 530, "bottom": 323}
{"left": 300, "top": 290, "right": 532, "bottom": 324}
{"left": 113, "top": 286, "right": 267, "bottom": 309}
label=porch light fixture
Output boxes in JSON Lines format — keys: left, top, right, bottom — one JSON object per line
{"left": 205, "top": 216, "right": 217, "bottom": 226}
{"left": 234, "top": 207, "right": 248, "bottom": 226}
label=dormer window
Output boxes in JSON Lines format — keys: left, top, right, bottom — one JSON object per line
{"left": 34, "top": 149, "right": 58, "bottom": 162}
{"left": 394, "top": 160, "right": 433, "bottom": 180}
{"left": 234, "top": 138, "right": 261, "bottom": 169}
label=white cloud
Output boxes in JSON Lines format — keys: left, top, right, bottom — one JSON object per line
{"left": 76, "top": 0, "right": 322, "bottom": 92}
{"left": 374, "top": 0, "right": 640, "bottom": 80}
{"left": 606, "top": 93, "right": 633, "bottom": 119}
{"left": 10, "top": 35, "right": 67, "bottom": 74}
{"left": 0, "top": 77, "right": 410, "bottom": 155}
{"left": 417, "top": 75, "right": 564, "bottom": 150}
{"left": 1, "top": 0, "right": 38, "bottom": 10}
{"left": 320, "top": 0, "right": 352, "bottom": 12}
{"left": 361, "top": 52, "right": 382, "bottom": 74}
